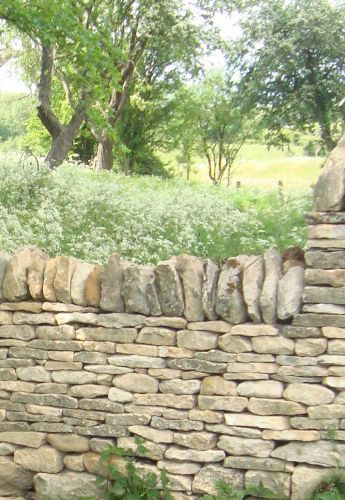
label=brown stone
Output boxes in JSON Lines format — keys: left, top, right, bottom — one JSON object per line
{"left": 85, "top": 264, "right": 103, "bottom": 307}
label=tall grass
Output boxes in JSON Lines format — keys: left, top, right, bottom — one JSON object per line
{"left": 0, "top": 153, "right": 312, "bottom": 264}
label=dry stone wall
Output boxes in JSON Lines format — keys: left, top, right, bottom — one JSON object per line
{"left": 0, "top": 207, "right": 344, "bottom": 499}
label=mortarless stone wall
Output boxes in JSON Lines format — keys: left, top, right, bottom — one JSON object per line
{"left": 0, "top": 208, "right": 344, "bottom": 499}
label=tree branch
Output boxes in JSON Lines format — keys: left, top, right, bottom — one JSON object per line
{"left": 37, "top": 45, "right": 63, "bottom": 139}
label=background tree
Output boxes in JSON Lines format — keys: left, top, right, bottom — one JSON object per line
{"left": 175, "top": 71, "right": 253, "bottom": 185}
{"left": 232, "top": 0, "right": 345, "bottom": 152}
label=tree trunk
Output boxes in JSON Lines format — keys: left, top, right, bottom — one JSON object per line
{"left": 45, "top": 113, "right": 84, "bottom": 168}
{"left": 93, "top": 135, "right": 114, "bottom": 171}
{"left": 320, "top": 123, "right": 336, "bottom": 152}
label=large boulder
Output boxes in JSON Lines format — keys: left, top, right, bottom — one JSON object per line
{"left": 313, "top": 132, "right": 345, "bottom": 211}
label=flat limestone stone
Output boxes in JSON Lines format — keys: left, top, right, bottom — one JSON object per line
{"left": 252, "top": 335, "right": 294, "bottom": 355}
{"left": 137, "top": 327, "right": 176, "bottom": 346}
{"left": 224, "top": 456, "right": 293, "bottom": 472}
{"left": 144, "top": 317, "right": 187, "bottom": 329}
{"left": 237, "top": 380, "right": 283, "bottom": 399}
{"left": 284, "top": 383, "right": 335, "bottom": 406}
{"left": 248, "top": 397, "right": 306, "bottom": 416}
{"left": 159, "top": 379, "right": 201, "bottom": 395}
{"left": 188, "top": 320, "right": 231, "bottom": 333}
{"left": 129, "top": 425, "right": 173, "bottom": 443}
{"left": 295, "top": 338, "right": 327, "bottom": 356}
{"left": 47, "top": 434, "right": 90, "bottom": 452}
{"left": 261, "top": 430, "right": 320, "bottom": 441}
{"left": 218, "top": 333, "right": 252, "bottom": 353}
{"left": 218, "top": 435, "right": 274, "bottom": 458}
{"left": 272, "top": 440, "right": 345, "bottom": 467}
{"left": 304, "top": 286, "right": 345, "bottom": 305}
{"left": 225, "top": 413, "right": 289, "bottom": 430}
{"left": 0, "top": 432, "right": 46, "bottom": 448}
{"left": 33, "top": 471, "right": 101, "bottom": 500}
{"left": 230, "top": 324, "right": 279, "bottom": 336}
{"left": 200, "top": 376, "right": 237, "bottom": 396}
{"left": 14, "top": 445, "right": 64, "bottom": 473}
{"left": 198, "top": 395, "right": 247, "bottom": 412}
{"left": 165, "top": 447, "right": 225, "bottom": 463}
{"left": 113, "top": 373, "right": 159, "bottom": 393}
{"left": 306, "top": 249, "right": 345, "bottom": 269}
{"left": 177, "top": 330, "right": 218, "bottom": 351}
{"left": 305, "top": 268, "right": 345, "bottom": 287}
{"left": 303, "top": 303, "right": 345, "bottom": 314}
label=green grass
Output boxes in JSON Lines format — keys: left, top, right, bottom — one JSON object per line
{"left": 162, "top": 142, "right": 324, "bottom": 188}
{"left": 0, "top": 152, "right": 312, "bottom": 265}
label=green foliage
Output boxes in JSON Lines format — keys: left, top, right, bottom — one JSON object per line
{"left": 201, "top": 479, "right": 279, "bottom": 500}
{"left": 0, "top": 92, "right": 34, "bottom": 147}
{"left": 311, "top": 471, "right": 345, "bottom": 500}
{"left": 0, "top": 152, "right": 311, "bottom": 264}
{"left": 233, "top": 0, "right": 345, "bottom": 151}
{"left": 98, "top": 438, "right": 172, "bottom": 500}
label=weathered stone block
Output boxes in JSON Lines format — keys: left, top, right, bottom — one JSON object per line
{"left": 243, "top": 255, "right": 264, "bottom": 323}
{"left": 245, "top": 470, "right": 290, "bottom": 499}
{"left": 100, "top": 253, "right": 125, "bottom": 312}
{"left": 192, "top": 465, "right": 243, "bottom": 495}
{"left": 202, "top": 259, "right": 220, "bottom": 320}
{"left": 284, "top": 383, "right": 335, "bottom": 406}
{"left": 224, "top": 413, "right": 289, "bottom": 430}
{"left": 237, "top": 380, "right": 283, "bottom": 399}
{"left": 137, "top": 327, "right": 176, "bottom": 346}
{"left": 248, "top": 397, "right": 306, "bottom": 416}
{"left": 176, "top": 254, "right": 204, "bottom": 321}
{"left": 155, "top": 259, "right": 184, "bottom": 317}
{"left": 218, "top": 435, "right": 274, "bottom": 458}
{"left": 14, "top": 445, "right": 63, "bottom": 473}
{"left": 177, "top": 329, "right": 218, "bottom": 351}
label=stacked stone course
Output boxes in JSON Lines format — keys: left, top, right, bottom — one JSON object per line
{"left": 0, "top": 237, "right": 339, "bottom": 500}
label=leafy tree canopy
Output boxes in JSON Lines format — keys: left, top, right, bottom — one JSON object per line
{"left": 232, "top": 0, "right": 345, "bottom": 151}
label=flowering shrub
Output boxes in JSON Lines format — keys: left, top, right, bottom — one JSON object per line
{"left": 0, "top": 153, "right": 311, "bottom": 264}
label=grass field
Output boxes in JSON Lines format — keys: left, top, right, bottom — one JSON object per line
{"left": 165, "top": 143, "right": 324, "bottom": 189}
